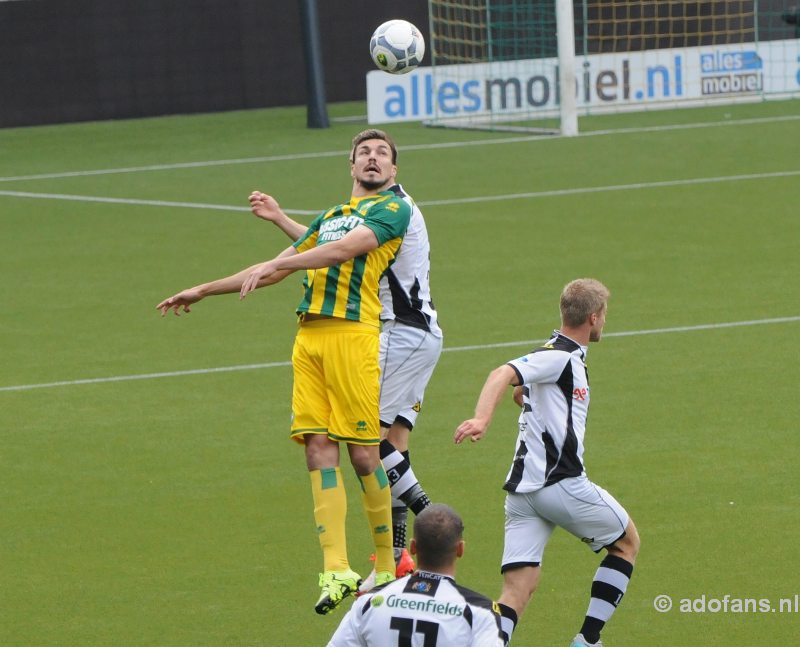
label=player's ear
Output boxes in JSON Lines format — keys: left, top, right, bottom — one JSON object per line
{"left": 409, "top": 538, "right": 418, "bottom": 557}
{"left": 455, "top": 540, "right": 465, "bottom": 559}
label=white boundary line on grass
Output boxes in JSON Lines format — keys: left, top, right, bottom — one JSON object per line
{"left": 1, "top": 114, "right": 798, "bottom": 184}
{"left": 0, "top": 190, "right": 318, "bottom": 216}
{"left": 2, "top": 168, "right": 799, "bottom": 213}
{"left": 1, "top": 316, "right": 798, "bottom": 393}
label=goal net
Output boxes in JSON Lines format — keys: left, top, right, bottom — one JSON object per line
{"left": 424, "top": 0, "right": 800, "bottom": 134}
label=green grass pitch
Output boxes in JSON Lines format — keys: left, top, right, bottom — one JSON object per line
{"left": 2, "top": 98, "right": 799, "bottom": 646}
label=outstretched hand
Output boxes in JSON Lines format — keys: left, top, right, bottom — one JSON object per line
{"left": 156, "top": 288, "right": 203, "bottom": 316}
{"left": 454, "top": 418, "right": 488, "bottom": 444}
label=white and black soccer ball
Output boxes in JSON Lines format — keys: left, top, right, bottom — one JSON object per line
{"left": 369, "top": 19, "right": 425, "bottom": 74}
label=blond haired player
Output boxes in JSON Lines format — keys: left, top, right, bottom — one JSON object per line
{"left": 455, "top": 279, "right": 641, "bottom": 647}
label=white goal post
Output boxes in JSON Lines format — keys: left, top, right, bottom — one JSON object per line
{"left": 556, "top": 0, "right": 578, "bottom": 135}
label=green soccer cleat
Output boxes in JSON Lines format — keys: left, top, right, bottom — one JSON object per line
{"left": 314, "top": 569, "right": 362, "bottom": 615}
{"left": 375, "top": 570, "right": 395, "bottom": 586}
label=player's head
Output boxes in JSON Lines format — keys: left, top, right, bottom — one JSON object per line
{"left": 350, "top": 129, "right": 398, "bottom": 191}
{"left": 560, "top": 278, "right": 610, "bottom": 342}
{"left": 350, "top": 128, "right": 398, "bottom": 164}
{"left": 410, "top": 503, "right": 465, "bottom": 572}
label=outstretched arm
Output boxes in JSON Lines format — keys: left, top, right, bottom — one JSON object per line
{"left": 249, "top": 191, "right": 308, "bottom": 241}
{"left": 239, "top": 225, "right": 379, "bottom": 298}
{"left": 156, "top": 245, "right": 297, "bottom": 316}
{"left": 454, "top": 364, "right": 520, "bottom": 444}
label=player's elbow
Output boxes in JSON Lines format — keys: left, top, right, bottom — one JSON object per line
{"left": 327, "top": 245, "right": 360, "bottom": 264}
{"left": 330, "top": 238, "right": 376, "bottom": 263}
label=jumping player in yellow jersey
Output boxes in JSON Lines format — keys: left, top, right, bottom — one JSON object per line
{"left": 156, "top": 130, "right": 411, "bottom": 615}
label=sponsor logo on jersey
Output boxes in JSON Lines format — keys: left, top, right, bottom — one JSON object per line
{"left": 386, "top": 594, "right": 464, "bottom": 617}
{"left": 318, "top": 214, "right": 364, "bottom": 242}
{"left": 356, "top": 420, "right": 368, "bottom": 432}
{"left": 573, "top": 387, "right": 588, "bottom": 401}
{"left": 371, "top": 595, "right": 385, "bottom": 607}
{"left": 581, "top": 536, "right": 595, "bottom": 545}
{"left": 412, "top": 401, "right": 421, "bottom": 413}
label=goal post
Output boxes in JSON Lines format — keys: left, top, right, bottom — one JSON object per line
{"left": 413, "top": 1, "right": 800, "bottom": 134}
{"left": 556, "top": 0, "right": 578, "bottom": 135}
{"left": 425, "top": 0, "right": 573, "bottom": 134}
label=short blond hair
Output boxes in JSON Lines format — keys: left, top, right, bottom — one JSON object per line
{"left": 560, "top": 278, "right": 610, "bottom": 327}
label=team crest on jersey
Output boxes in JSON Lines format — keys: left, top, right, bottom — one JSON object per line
{"left": 412, "top": 580, "right": 432, "bottom": 593}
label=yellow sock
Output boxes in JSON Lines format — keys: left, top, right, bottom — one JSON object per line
{"left": 358, "top": 466, "right": 394, "bottom": 574}
{"left": 309, "top": 467, "right": 349, "bottom": 572}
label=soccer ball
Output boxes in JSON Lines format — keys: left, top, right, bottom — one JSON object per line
{"left": 369, "top": 20, "right": 425, "bottom": 74}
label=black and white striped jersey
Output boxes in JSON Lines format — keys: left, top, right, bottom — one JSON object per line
{"left": 503, "top": 331, "right": 590, "bottom": 493}
{"left": 379, "top": 185, "right": 442, "bottom": 337}
{"left": 327, "top": 570, "right": 504, "bottom": 647}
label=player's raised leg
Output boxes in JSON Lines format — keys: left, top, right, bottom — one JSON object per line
{"left": 572, "top": 519, "right": 640, "bottom": 647}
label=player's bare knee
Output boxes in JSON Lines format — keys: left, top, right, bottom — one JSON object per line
{"left": 304, "top": 435, "right": 339, "bottom": 470}
{"left": 347, "top": 443, "right": 381, "bottom": 475}
{"left": 608, "top": 519, "right": 640, "bottom": 563}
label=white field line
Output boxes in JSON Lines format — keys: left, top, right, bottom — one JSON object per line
{"left": 1, "top": 113, "right": 798, "bottom": 184}
{"left": 0, "top": 190, "right": 318, "bottom": 216}
{"left": 1, "top": 316, "right": 798, "bottom": 393}
{"left": 3, "top": 168, "right": 799, "bottom": 214}
{"left": 416, "top": 169, "right": 800, "bottom": 207}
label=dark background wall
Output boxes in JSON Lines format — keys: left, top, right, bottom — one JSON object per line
{"left": 0, "top": 0, "right": 429, "bottom": 128}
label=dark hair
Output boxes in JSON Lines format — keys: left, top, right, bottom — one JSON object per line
{"left": 413, "top": 504, "right": 464, "bottom": 570}
{"left": 350, "top": 128, "right": 397, "bottom": 164}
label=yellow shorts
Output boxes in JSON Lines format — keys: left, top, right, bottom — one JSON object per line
{"left": 290, "top": 318, "right": 380, "bottom": 446}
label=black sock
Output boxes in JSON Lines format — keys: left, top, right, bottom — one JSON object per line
{"left": 579, "top": 554, "right": 634, "bottom": 643}
{"left": 379, "top": 439, "right": 431, "bottom": 515}
{"left": 497, "top": 602, "right": 518, "bottom": 645}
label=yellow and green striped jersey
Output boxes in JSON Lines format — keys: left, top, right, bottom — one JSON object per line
{"left": 292, "top": 190, "right": 412, "bottom": 327}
